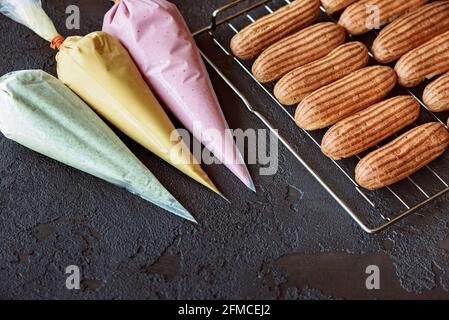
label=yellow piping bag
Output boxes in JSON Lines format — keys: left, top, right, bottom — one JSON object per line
{"left": 0, "top": 0, "right": 221, "bottom": 195}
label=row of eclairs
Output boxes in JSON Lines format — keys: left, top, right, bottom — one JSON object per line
{"left": 231, "top": 0, "right": 449, "bottom": 191}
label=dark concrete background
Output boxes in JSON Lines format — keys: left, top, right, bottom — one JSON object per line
{"left": 1, "top": 0, "right": 449, "bottom": 300}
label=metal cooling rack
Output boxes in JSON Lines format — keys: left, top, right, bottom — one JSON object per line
{"left": 192, "top": 0, "right": 449, "bottom": 233}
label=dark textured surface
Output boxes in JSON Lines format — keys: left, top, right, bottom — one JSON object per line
{"left": 1, "top": 0, "right": 449, "bottom": 300}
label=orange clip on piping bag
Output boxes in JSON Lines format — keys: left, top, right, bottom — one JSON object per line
{"left": 0, "top": 0, "right": 220, "bottom": 195}
{"left": 103, "top": 0, "right": 255, "bottom": 192}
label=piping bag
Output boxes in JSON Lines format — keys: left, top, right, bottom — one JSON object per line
{"left": 0, "top": 0, "right": 220, "bottom": 195}
{"left": 103, "top": 0, "right": 255, "bottom": 192}
{"left": 0, "top": 70, "right": 195, "bottom": 222}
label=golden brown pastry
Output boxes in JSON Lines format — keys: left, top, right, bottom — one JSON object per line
{"left": 395, "top": 30, "right": 449, "bottom": 87}
{"left": 295, "top": 66, "right": 397, "bottom": 131}
{"left": 230, "top": 0, "right": 320, "bottom": 60}
{"left": 356, "top": 122, "right": 449, "bottom": 190}
{"left": 423, "top": 72, "right": 449, "bottom": 112}
{"left": 372, "top": 1, "right": 449, "bottom": 64}
{"left": 321, "top": 96, "right": 420, "bottom": 160}
{"left": 321, "top": 0, "right": 359, "bottom": 14}
{"left": 274, "top": 42, "right": 369, "bottom": 105}
{"left": 339, "top": 0, "right": 429, "bottom": 35}
{"left": 252, "top": 23, "right": 346, "bottom": 83}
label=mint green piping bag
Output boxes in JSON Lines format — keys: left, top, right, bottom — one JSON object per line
{"left": 0, "top": 70, "right": 195, "bottom": 222}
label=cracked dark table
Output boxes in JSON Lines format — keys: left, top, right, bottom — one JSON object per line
{"left": 1, "top": 0, "right": 449, "bottom": 300}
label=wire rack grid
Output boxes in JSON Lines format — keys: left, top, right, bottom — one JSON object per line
{"left": 192, "top": 0, "right": 449, "bottom": 233}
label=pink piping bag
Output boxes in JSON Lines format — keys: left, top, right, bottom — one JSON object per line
{"left": 103, "top": 0, "right": 255, "bottom": 192}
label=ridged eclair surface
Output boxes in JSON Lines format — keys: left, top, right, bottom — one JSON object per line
{"left": 423, "top": 73, "right": 449, "bottom": 112}
{"left": 372, "top": 1, "right": 449, "bottom": 63}
{"left": 356, "top": 123, "right": 449, "bottom": 190}
{"left": 395, "top": 30, "right": 449, "bottom": 87}
{"left": 321, "top": 96, "right": 420, "bottom": 160}
{"left": 295, "top": 66, "right": 397, "bottom": 131}
{"left": 230, "top": 0, "right": 320, "bottom": 60}
{"left": 252, "top": 23, "right": 346, "bottom": 83}
{"left": 274, "top": 42, "right": 369, "bottom": 105}
{"left": 339, "top": 0, "right": 429, "bottom": 35}
{"left": 321, "top": 0, "right": 359, "bottom": 14}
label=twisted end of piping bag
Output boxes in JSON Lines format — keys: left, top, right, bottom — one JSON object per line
{"left": 0, "top": 0, "right": 62, "bottom": 45}
{"left": 50, "top": 35, "right": 65, "bottom": 50}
